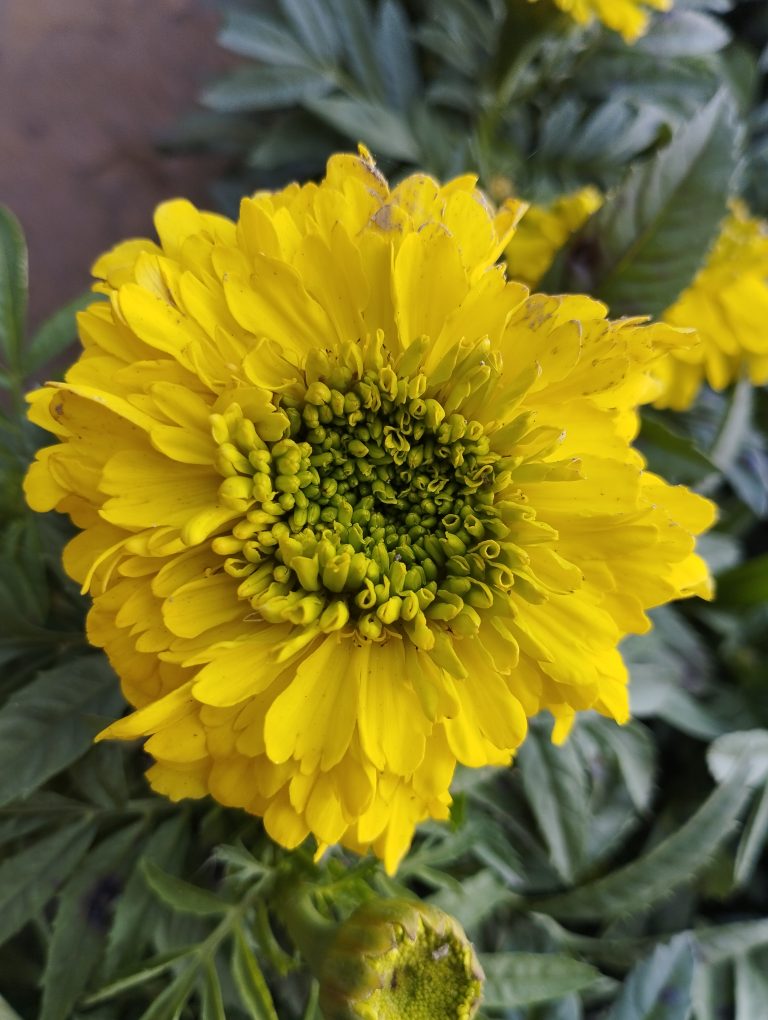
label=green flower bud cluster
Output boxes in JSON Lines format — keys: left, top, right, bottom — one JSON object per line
{"left": 210, "top": 360, "right": 521, "bottom": 647}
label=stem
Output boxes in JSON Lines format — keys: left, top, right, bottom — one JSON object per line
{"left": 277, "top": 884, "right": 338, "bottom": 975}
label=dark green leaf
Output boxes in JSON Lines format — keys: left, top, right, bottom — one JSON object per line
{"left": 103, "top": 814, "right": 191, "bottom": 977}
{"left": 735, "top": 780, "right": 768, "bottom": 886}
{"left": 202, "top": 66, "right": 335, "bottom": 113}
{"left": 325, "top": 0, "right": 383, "bottom": 98}
{"left": 39, "top": 822, "right": 144, "bottom": 1020}
{"left": 0, "top": 655, "right": 123, "bottom": 808}
{"left": 141, "top": 860, "right": 230, "bottom": 917}
{"left": 584, "top": 718, "right": 656, "bottom": 813}
{"left": 83, "top": 947, "right": 197, "bottom": 1006}
{"left": 604, "top": 934, "right": 694, "bottom": 1020}
{"left": 712, "top": 555, "right": 768, "bottom": 608}
{"left": 200, "top": 961, "right": 227, "bottom": 1020}
{"left": 480, "top": 952, "right": 601, "bottom": 1009}
{"left": 638, "top": 414, "right": 717, "bottom": 486}
{"left": 535, "top": 760, "right": 755, "bottom": 921}
{"left": 0, "top": 205, "right": 27, "bottom": 374}
{"left": 305, "top": 96, "right": 419, "bottom": 161}
{"left": 231, "top": 924, "right": 279, "bottom": 1020}
{"left": 636, "top": 11, "right": 731, "bottom": 56}
{"left": 708, "top": 730, "right": 768, "bottom": 785}
{"left": 24, "top": 292, "right": 93, "bottom": 377}
{"left": 0, "top": 819, "right": 94, "bottom": 946}
{"left": 217, "top": 11, "right": 309, "bottom": 66}
{"left": 278, "top": 0, "right": 341, "bottom": 64}
{"left": 570, "top": 92, "right": 740, "bottom": 316}
{"left": 430, "top": 871, "right": 516, "bottom": 934}
{"left": 518, "top": 725, "right": 588, "bottom": 883}
{"left": 137, "top": 962, "right": 198, "bottom": 1020}
{"left": 375, "top": 1, "right": 420, "bottom": 112}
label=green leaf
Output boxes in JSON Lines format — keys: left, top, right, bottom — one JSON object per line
{"left": 430, "top": 871, "right": 516, "bottom": 934}
{"left": 604, "top": 934, "right": 694, "bottom": 1020}
{"left": 535, "top": 760, "right": 755, "bottom": 921}
{"left": 231, "top": 924, "right": 279, "bottom": 1020}
{"left": 217, "top": 11, "right": 310, "bottom": 66}
{"left": 137, "top": 962, "right": 198, "bottom": 1020}
{"left": 325, "top": 0, "right": 383, "bottom": 99}
{"left": 375, "top": 1, "right": 419, "bottom": 112}
{"left": 278, "top": 0, "right": 341, "bottom": 64}
{"left": 0, "top": 205, "right": 27, "bottom": 375}
{"left": 518, "top": 723, "right": 589, "bottom": 883}
{"left": 305, "top": 96, "right": 419, "bottom": 161}
{"left": 200, "top": 961, "right": 227, "bottom": 1020}
{"left": 638, "top": 414, "right": 717, "bottom": 486}
{"left": 202, "top": 66, "right": 335, "bottom": 113}
{"left": 480, "top": 953, "right": 602, "bottom": 1009}
{"left": 712, "top": 555, "right": 768, "bottom": 608}
{"left": 141, "top": 859, "right": 230, "bottom": 917}
{"left": 696, "top": 919, "right": 768, "bottom": 965}
{"left": 583, "top": 718, "right": 656, "bottom": 813}
{"left": 83, "top": 948, "right": 196, "bottom": 1006}
{"left": 570, "top": 91, "right": 740, "bottom": 316}
{"left": 735, "top": 780, "right": 768, "bottom": 886}
{"left": 39, "top": 821, "right": 144, "bottom": 1020}
{"left": 735, "top": 949, "right": 768, "bottom": 1020}
{"left": 635, "top": 10, "right": 731, "bottom": 56}
{"left": 0, "top": 819, "right": 94, "bottom": 946}
{"left": 103, "top": 814, "right": 191, "bottom": 977}
{"left": 0, "top": 993, "right": 24, "bottom": 1020}
{"left": 0, "top": 655, "right": 123, "bottom": 808}
{"left": 708, "top": 730, "right": 768, "bottom": 785}
{"left": 24, "top": 292, "right": 93, "bottom": 377}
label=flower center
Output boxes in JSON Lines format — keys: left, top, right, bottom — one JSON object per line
{"left": 211, "top": 352, "right": 515, "bottom": 650}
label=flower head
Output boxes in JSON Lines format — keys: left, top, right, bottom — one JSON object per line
{"left": 318, "top": 897, "right": 483, "bottom": 1020}
{"left": 654, "top": 202, "right": 768, "bottom": 410}
{"left": 529, "top": 0, "right": 671, "bottom": 41}
{"left": 25, "top": 148, "right": 713, "bottom": 873}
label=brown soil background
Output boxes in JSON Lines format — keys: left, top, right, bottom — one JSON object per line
{"left": 0, "top": 0, "right": 230, "bottom": 329}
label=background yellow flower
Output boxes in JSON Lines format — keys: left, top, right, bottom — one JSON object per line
{"left": 529, "top": 0, "right": 672, "bottom": 41}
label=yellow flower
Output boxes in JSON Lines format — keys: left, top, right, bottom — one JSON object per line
{"left": 504, "top": 187, "right": 603, "bottom": 288}
{"left": 654, "top": 202, "right": 768, "bottom": 410}
{"left": 529, "top": 0, "right": 671, "bottom": 41}
{"left": 24, "top": 148, "right": 713, "bottom": 873}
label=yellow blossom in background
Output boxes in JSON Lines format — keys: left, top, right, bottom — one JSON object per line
{"left": 529, "top": 0, "right": 671, "bottom": 41}
{"left": 25, "top": 148, "right": 713, "bottom": 873}
{"left": 654, "top": 202, "right": 768, "bottom": 410}
{"left": 503, "top": 186, "right": 603, "bottom": 288}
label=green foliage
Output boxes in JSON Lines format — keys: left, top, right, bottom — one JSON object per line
{"left": 3, "top": 2, "right": 768, "bottom": 1018}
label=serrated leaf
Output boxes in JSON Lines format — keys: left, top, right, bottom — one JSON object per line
{"left": 231, "top": 924, "right": 279, "bottom": 1020}
{"left": 103, "top": 814, "right": 191, "bottom": 977}
{"left": 518, "top": 724, "right": 589, "bottom": 883}
{"left": 24, "top": 292, "right": 92, "bottom": 377}
{"left": 202, "top": 66, "right": 335, "bottom": 113}
{"left": 585, "top": 718, "right": 656, "bottom": 813}
{"left": 480, "top": 953, "right": 601, "bottom": 1009}
{"left": 0, "top": 655, "right": 123, "bottom": 808}
{"left": 604, "top": 934, "right": 694, "bottom": 1020}
{"left": 83, "top": 947, "right": 197, "bottom": 1006}
{"left": 707, "top": 730, "right": 768, "bottom": 785}
{"left": 571, "top": 92, "right": 740, "bottom": 316}
{"left": 39, "top": 821, "right": 144, "bottom": 1020}
{"left": 141, "top": 860, "right": 229, "bottom": 917}
{"left": 305, "top": 96, "right": 419, "bottom": 161}
{"left": 0, "top": 818, "right": 94, "bottom": 946}
{"left": 0, "top": 205, "right": 27, "bottom": 374}
{"left": 535, "top": 760, "right": 755, "bottom": 921}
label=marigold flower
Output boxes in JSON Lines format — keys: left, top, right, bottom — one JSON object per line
{"left": 25, "top": 148, "right": 713, "bottom": 873}
{"left": 654, "top": 202, "right": 768, "bottom": 410}
{"left": 529, "top": 0, "right": 671, "bottom": 41}
{"left": 504, "top": 187, "right": 603, "bottom": 288}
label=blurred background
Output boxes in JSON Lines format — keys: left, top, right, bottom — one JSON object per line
{"left": 0, "top": 0, "right": 230, "bottom": 328}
